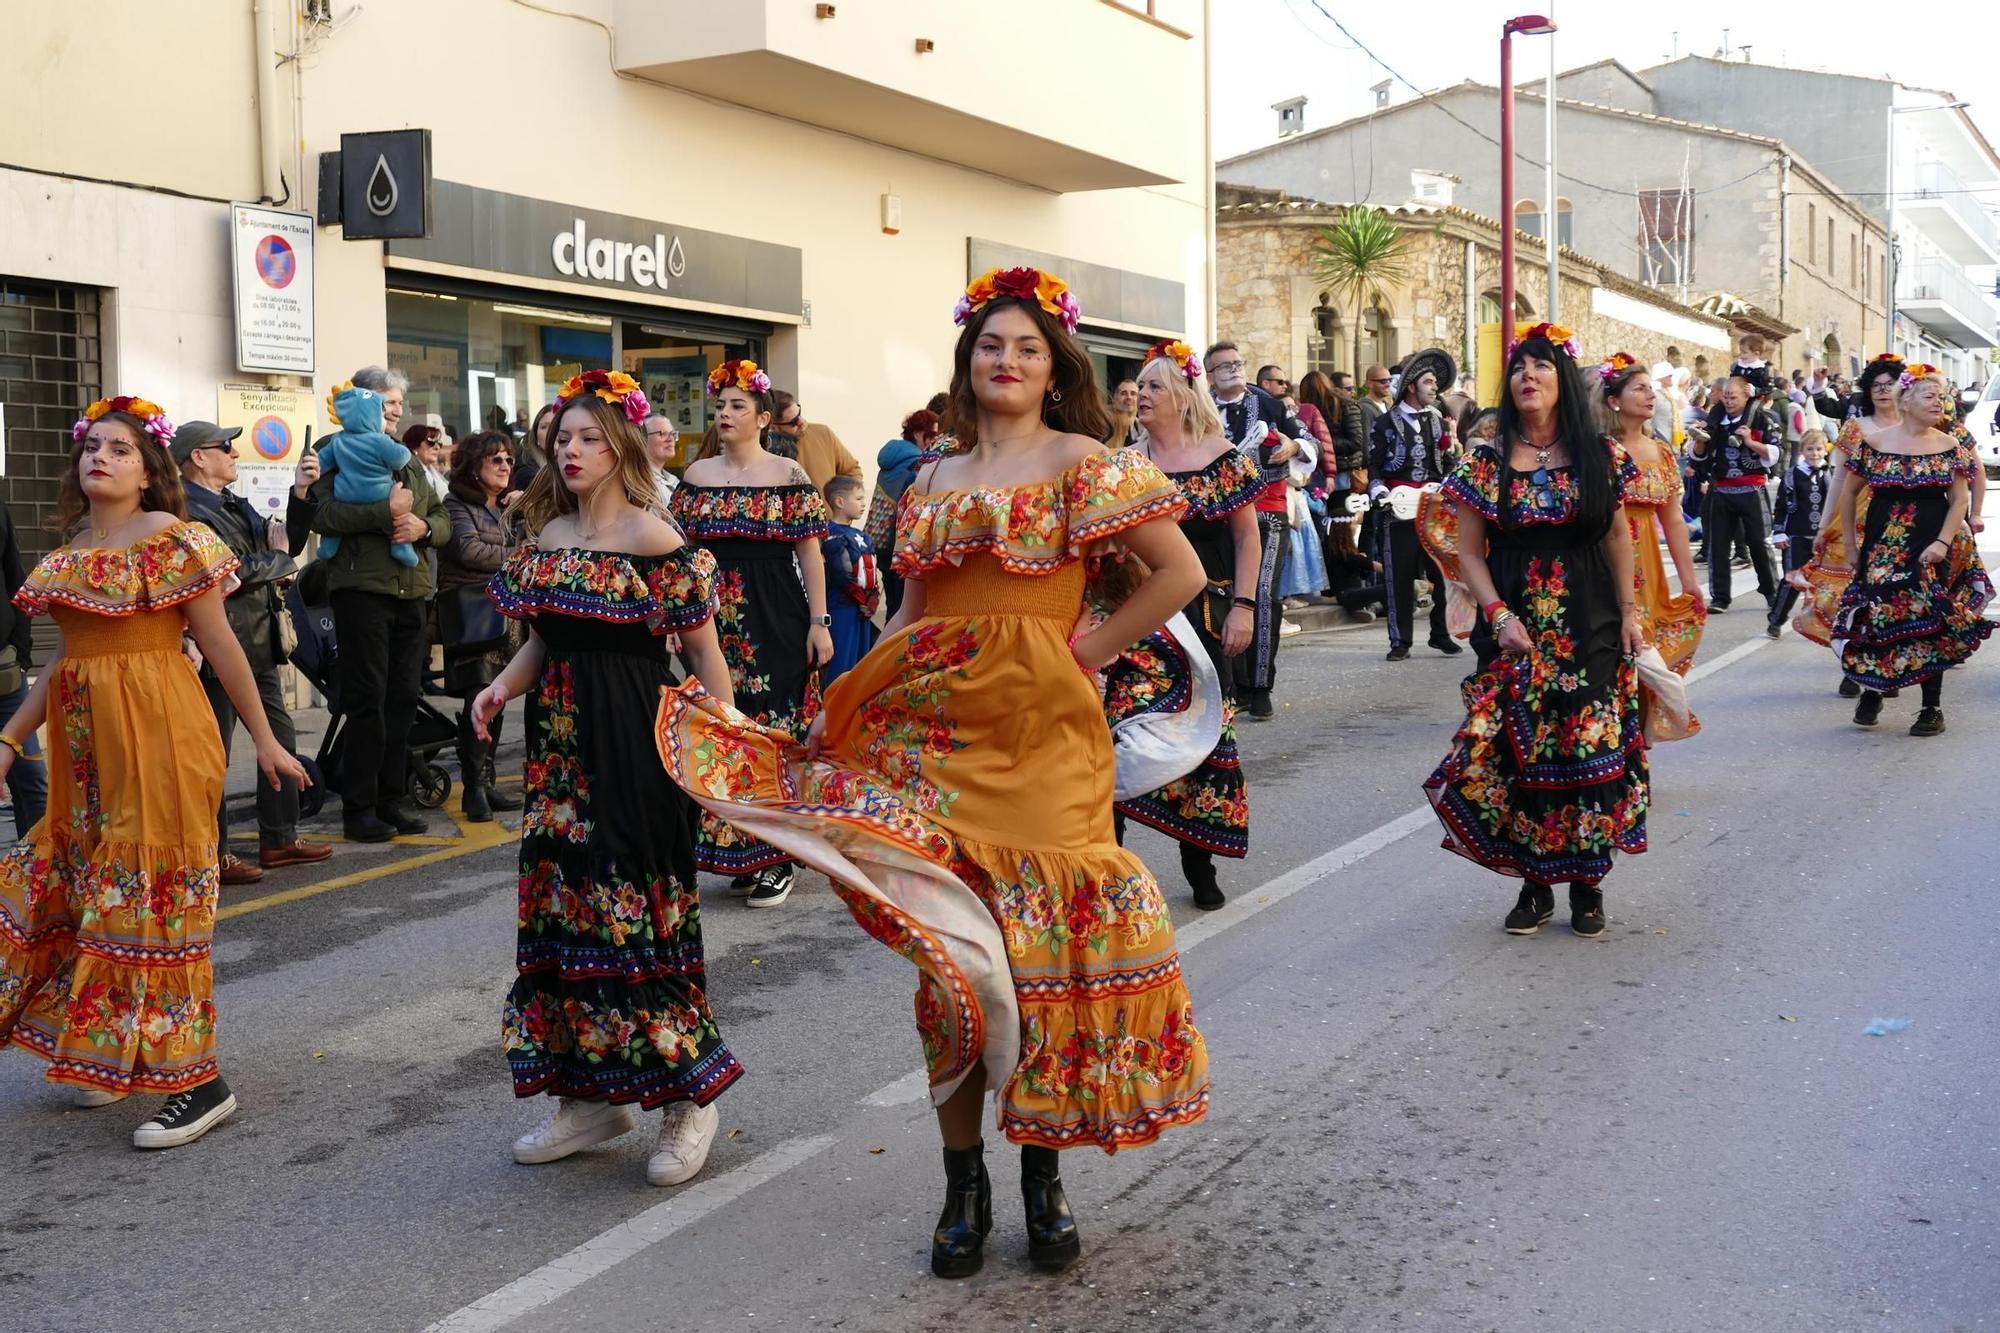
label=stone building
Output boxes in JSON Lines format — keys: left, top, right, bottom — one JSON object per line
{"left": 1217, "top": 75, "right": 1887, "bottom": 378}
{"left": 1215, "top": 183, "right": 1732, "bottom": 407}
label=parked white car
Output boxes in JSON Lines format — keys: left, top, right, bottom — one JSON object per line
{"left": 1972, "top": 379, "right": 2000, "bottom": 478}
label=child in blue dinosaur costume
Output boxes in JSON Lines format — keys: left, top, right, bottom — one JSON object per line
{"left": 319, "top": 385, "right": 418, "bottom": 567}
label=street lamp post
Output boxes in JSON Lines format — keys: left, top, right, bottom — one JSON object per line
{"left": 1885, "top": 97, "right": 1970, "bottom": 357}
{"left": 1500, "top": 15, "right": 1557, "bottom": 352}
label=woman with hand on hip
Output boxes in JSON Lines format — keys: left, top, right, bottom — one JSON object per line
{"left": 1423, "top": 325, "right": 1649, "bottom": 940}
{"left": 476, "top": 370, "right": 741, "bottom": 1186}
{"left": 0, "top": 396, "right": 308, "bottom": 1149}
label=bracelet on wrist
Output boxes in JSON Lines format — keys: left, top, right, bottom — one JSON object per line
{"left": 1232, "top": 596, "right": 1257, "bottom": 610}
{"left": 0, "top": 734, "right": 26, "bottom": 760}
{"left": 1482, "top": 600, "right": 1508, "bottom": 620}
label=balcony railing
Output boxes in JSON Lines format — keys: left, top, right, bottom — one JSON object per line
{"left": 1904, "top": 159, "right": 2000, "bottom": 260}
{"left": 1899, "top": 257, "right": 1999, "bottom": 346}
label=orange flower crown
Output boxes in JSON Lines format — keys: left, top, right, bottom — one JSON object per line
{"left": 1508, "top": 321, "right": 1580, "bottom": 359}
{"left": 705, "top": 359, "right": 772, "bottom": 399}
{"left": 953, "top": 266, "right": 1082, "bottom": 333}
{"left": 1896, "top": 363, "right": 1944, "bottom": 390}
{"left": 555, "top": 369, "right": 651, "bottom": 425}
{"left": 1596, "top": 351, "right": 1639, "bottom": 382}
{"left": 73, "top": 395, "right": 174, "bottom": 448}
{"left": 1868, "top": 351, "right": 1904, "bottom": 365}
{"left": 1145, "top": 339, "right": 1201, "bottom": 381}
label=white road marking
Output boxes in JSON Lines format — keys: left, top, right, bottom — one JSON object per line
{"left": 429, "top": 622, "right": 1774, "bottom": 1327}
{"left": 422, "top": 1135, "right": 838, "bottom": 1333}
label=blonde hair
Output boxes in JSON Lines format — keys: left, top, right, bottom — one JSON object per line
{"left": 1798, "top": 428, "right": 1829, "bottom": 450}
{"left": 1137, "top": 357, "right": 1223, "bottom": 442}
{"left": 514, "top": 394, "right": 662, "bottom": 537}
{"left": 1894, "top": 372, "right": 1948, "bottom": 406}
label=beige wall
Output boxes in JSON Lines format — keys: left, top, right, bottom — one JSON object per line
{"left": 4, "top": 0, "right": 1210, "bottom": 478}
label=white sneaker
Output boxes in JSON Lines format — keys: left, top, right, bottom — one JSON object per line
{"left": 647, "top": 1100, "right": 720, "bottom": 1186}
{"left": 71, "top": 1086, "right": 128, "bottom": 1108}
{"left": 1279, "top": 618, "right": 1303, "bottom": 637}
{"left": 511, "top": 1097, "right": 637, "bottom": 1165}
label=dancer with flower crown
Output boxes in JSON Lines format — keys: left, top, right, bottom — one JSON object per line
{"left": 658, "top": 266, "right": 1210, "bottom": 1277}
{"left": 1422, "top": 325, "right": 1649, "bottom": 940}
{"left": 0, "top": 396, "right": 309, "bottom": 1149}
{"left": 1101, "top": 340, "right": 1262, "bottom": 908}
{"left": 670, "top": 361, "right": 832, "bottom": 908}
{"left": 472, "top": 370, "right": 744, "bottom": 1185}
{"left": 1821, "top": 366, "right": 1992, "bottom": 735}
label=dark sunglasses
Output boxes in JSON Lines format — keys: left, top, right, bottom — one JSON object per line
{"left": 197, "top": 443, "right": 237, "bottom": 456}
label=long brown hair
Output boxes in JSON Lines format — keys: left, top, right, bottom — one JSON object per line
{"left": 944, "top": 298, "right": 1111, "bottom": 447}
{"left": 50, "top": 412, "right": 187, "bottom": 536}
{"left": 512, "top": 394, "right": 661, "bottom": 538}
{"left": 1297, "top": 370, "right": 1340, "bottom": 430}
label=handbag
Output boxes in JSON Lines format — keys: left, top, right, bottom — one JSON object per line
{"left": 439, "top": 582, "right": 508, "bottom": 651}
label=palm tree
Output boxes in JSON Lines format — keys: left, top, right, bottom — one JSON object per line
{"left": 1311, "top": 206, "right": 1411, "bottom": 375}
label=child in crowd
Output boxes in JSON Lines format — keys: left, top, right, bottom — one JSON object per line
{"left": 1729, "top": 332, "right": 1773, "bottom": 401}
{"left": 820, "top": 474, "right": 878, "bottom": 682}
{"left": 1767, "top": 429, "right": 1830, "bottom": 638}
{"left": 319, "top": 385, "right": 419, "bottom": 567}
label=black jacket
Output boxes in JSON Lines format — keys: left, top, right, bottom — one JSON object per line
{"left": 0, "top": 500, "right": 34, "bottom": 670}
{"left": 1771, "top": 464, "right": 1831, "bottom": 538}
{"left": 1697, "top": 404, "right": 1782, "bottom": 483}
{"left": 1367, "top": 404, "right": 1448, "bottom": 488}
{"left": 1327, "top": 395, "right": 1367, "bottom": 472}
{"left": 185, "top": 481, "right": 298, "bottom": 668}
{"left": 1214, "top": 386, "right": 1296, "bottom": 490}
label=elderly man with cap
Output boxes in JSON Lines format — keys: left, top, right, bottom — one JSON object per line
{"left": 174, "top": 421, "right": 331, "bottom": 883}
{"left": 1368, "top": 347, "right": 1462, "bottom": 661}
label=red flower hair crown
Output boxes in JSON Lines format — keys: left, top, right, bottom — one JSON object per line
{"left": 73, "top": 395, "right": 175, "bottom": 448}
{"left": 1145, "top": 339, "right": 1202, "bottom": 381}
{"left": 555, "top": 369, "right": 650, "bottom": 425}
{"left": 705, "top": 359, "right": 772, "bottom": 398}
{"left": 1596, "top": 351, "right": 1639, "bottom": 382}
{"left": 1507, "top": 321, "right": 1580, "bottom": 360}
{"left": 953, "top": 266, "right": 1082, "bottom": 334}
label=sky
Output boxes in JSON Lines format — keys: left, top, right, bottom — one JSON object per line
{"left": 1213, "top": 0, "right": 2000, "bottom": 163}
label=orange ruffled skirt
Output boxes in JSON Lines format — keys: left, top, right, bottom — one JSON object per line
{"left": 0, "top": 607, "right": 227, "bottom": 1093}
{"left": 658, "top": 555, "right": 1209, "bottom": 1151}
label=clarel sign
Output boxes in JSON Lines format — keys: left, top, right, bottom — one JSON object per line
{"left": 551, "top": 218, "right": 688, "bottom": 292}
{"left": 387, "top": 182, "right": 803, "bottom": 318}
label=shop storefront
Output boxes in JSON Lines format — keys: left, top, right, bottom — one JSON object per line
{"left": 385, "top": 183, "right": 800, "bottom": 468}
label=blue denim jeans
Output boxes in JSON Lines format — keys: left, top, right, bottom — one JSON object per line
{"left": 0, "top": 676, "right": 48, "bottom": 839}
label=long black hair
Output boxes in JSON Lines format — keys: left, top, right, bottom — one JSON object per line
{"left": 1848, "top": 356, "right": 1903, "bottom": 421}
{"left": 1494, "top": 333, "right": 1617, "bottom": 534}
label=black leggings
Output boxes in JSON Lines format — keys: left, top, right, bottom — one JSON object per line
{"left": 1868, "top": 678, "right": 1943, "bottom": 707}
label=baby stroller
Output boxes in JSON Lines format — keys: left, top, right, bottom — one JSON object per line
{"left": 285, "top": 583, "right": 459, "bottom": 819}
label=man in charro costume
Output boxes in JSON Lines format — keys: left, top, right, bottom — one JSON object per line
{"left": 1368, "top": 347, "right": 1461, "bottom": 660}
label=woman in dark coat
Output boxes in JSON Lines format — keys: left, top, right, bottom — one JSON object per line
{"left": 439, "top": 430, "right": 523, "bottom": 820}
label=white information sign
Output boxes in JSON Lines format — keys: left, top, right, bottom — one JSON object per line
{"left": 231, "top": 204, "right": 316, "bottom": 373}
{"left": 215, "top": 384, "right": 316, "bottom": 518}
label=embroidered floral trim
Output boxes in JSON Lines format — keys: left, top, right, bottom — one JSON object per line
{"left": 1843, "top": 441, "right": 1975, "bottom": 490}
{"left": 14, "top": 522, "right": 238, "bottom": 618}
{"left": 1165, "top": 449, "right": 1264, "bottom": 521}
{"left": 669, "top": 482, "right": 830, "bottom": 542}
{"left": 489, "top": 545, "right": 717, "bottom": 633}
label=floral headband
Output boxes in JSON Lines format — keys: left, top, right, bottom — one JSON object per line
{"left": 325, "top": 380, "right": 356, "bottom": 427}
{"left": 1896, "top": 363, "right": 1944, "bottom": 390}
{"left": 953, "top": 266, "right": 1082, "bottom": 334}
{"left": 1145, "top": 339, "right": 1201, "bottom": 381}
{"left": 705, "top": 359, "right": 771, "bottom": 399}
{"left": 73, "top": 395, "right": 175, "bottom": 448}
{"left": 1507, "top": 321, "right": 1580, "bottom": 360}
{"left": 556, "top": 369, "right": 651, "bottom": 425}
{"left": 1868, "top": 351, "right": 1904, "bottom": 366}
{"left": 1596, "top": 351, "right": 1639, "bottom": 382}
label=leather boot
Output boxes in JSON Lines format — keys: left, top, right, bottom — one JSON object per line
{"left": 1180, "top": 842, "right": 1224, "bottom": 911}
{"left": 485, "top": 709, "right": 522, "bottom": 812}
{"left": 1020, "top": 1144, "right": 1081, "bottom": 1271}
{"left": 931, "top": 1142, "right": 991, "bottom": 1279}
{"left": 457, "top": 711, "right": 491, "bottom": 823}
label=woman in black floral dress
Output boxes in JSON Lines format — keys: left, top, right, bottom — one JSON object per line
{"left": 670, "top": 361, "right": 832, "bottom": 907}
{"left": 473, "top": 370, "right": 740, "bottom": 1188}
{"left": 1422, "top": 325, "right": 1648, "bottom": 939}
{"left": 1103, "top": 344, "right": 1263, "bottom": 908}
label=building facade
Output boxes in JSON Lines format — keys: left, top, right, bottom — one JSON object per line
{"left": 1215, "top": 184, "right": 1732, "bottom": 407}
{"left": 0, "top": 0, "right": 1211, "bottom": 556}
{"left": 1625, "top": 56, "right": 2000, "bottom": 386}
{"left": 1216, "top": 77, "right": 1886, "bottom": 381}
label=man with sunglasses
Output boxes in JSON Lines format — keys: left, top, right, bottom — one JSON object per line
{"left": 174, "top": 420, "right": 329, "bottom": 884}
{"left": 767, "top": 389, "right": 863, "bottom": 492}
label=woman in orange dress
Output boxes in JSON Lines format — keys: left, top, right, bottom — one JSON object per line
{"left": 1600, "top": 353, "right": 1706, "bottom": 736}
{"left": 0, "top": 396, "right": 307, "bottom": 1151}
{"left": 657, "top": 267, "right": 1209, "bottom": 1278}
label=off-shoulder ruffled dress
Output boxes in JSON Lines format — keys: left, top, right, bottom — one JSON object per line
{"left": 488, "top": 544, "right": 743, "bottom": 1109}
{"left": 0, "top": 523, "right": 236, "bottom": 1095}
{"left": 668, "top": 481, "right": 830, "bottom": 876}
{"left": 657, "top": 448, "right": 1211, "bottom": 1151}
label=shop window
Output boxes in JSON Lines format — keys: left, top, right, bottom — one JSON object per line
{"left": 0, "top": 277, "right": 101, "bottom": 561}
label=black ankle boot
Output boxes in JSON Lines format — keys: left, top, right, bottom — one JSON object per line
{"left": 1504, "top": 882, "right": 1555, "bottom": 935}
{"left": 1181, "top": 843, "right": 1224, "bottom": 911}
{"left": 456, "top": 712, "right": 491, "bottom": 823}
{"left": 1570, "top": 883, "right": 1606, "bottom": 939}
{"left": 1854, "top": 689, "right": 1883, "bottom": 728}
{"left": 1021, "top": 1144, "right": 1081, "bottom": 1271}
{"left": 484, "top": 711, "right": 522, "bottom": 811}
{"left": 931, "top": 1142, "right": 991, "bottom": 1279}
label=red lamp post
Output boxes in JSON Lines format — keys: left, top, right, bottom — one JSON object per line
{"left": 1500, "top": 15, "right": 1557, "bottom": 351}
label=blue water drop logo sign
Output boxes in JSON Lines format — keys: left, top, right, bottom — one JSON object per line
{"left": 251, "top": 415, "right": 292, "bottom": 460}
{"left": 255, "top": 235, "right": 297, "bottom": 289}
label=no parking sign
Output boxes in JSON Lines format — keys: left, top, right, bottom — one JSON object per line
{"left": 217, "top": 385, "right": 316, "bottom": 516}
{"left": 231, "top": 203, "right": 315, "bottom": 373}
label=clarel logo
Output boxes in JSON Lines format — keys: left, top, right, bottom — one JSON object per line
{"left": 552, "top": 217, "right": 688, "bottom": 290}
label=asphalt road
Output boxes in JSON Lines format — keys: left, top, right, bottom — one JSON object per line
{"left": 3, "top": 522, "right": 1996, "bottom": 1333}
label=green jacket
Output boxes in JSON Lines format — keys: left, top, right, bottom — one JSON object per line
{"left": 302, "top": 457, "right": 450, "bottom": 599}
